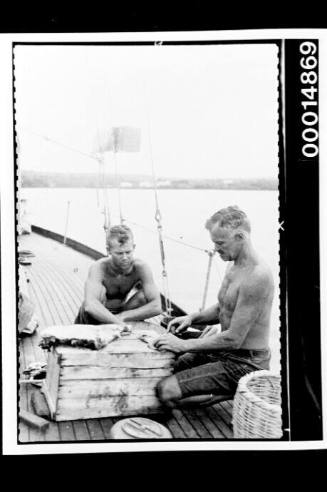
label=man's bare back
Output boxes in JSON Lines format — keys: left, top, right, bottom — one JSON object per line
{"left": 218, "top": 260, "right": 274, "bottom": 350}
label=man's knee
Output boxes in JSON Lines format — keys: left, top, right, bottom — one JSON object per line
{"left": 156, "top": 375, "right": 182, "bottom": 408}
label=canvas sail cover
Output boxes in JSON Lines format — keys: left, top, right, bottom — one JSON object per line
{"left": 93, "top": 126, "right": 141, "bottom": 154}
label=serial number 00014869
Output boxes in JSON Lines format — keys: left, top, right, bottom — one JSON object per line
{"left": 299, "top": 41, "right": 319, "bottom": 158}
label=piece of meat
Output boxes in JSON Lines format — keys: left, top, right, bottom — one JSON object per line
{"left": 39, "top": 324, "right": 121, "bottom": 350}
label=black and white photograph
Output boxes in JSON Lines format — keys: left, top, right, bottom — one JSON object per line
{"left": 1, "top": 29, "right": 326, "bottom": 453}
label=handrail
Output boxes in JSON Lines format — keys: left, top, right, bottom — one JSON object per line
{"left": 31, "top": 225, "right": 105, "bottom": 260}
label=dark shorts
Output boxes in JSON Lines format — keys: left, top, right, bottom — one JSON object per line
{"left": 74, "top": 302, "right": 123, "bottom": 325}
{"left": 174, "top": 349, "right": 271, "bottom": 399}
{"left": 74, "top": 303, "right": 101, "bottom": 325}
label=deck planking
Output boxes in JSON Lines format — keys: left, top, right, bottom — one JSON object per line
{"left": 99, "top": 418, "right": 117, "bottom": 439}
{"left": 86, "top": 419, "right": 106, "bottom": 441}
{"left": 58, "top": 421, "right": 76, "bottom": 441}
{"left": 18, "top": 232, "right": 234, "bottom": 442}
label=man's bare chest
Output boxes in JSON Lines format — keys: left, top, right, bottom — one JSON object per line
{"left": 218, "top": 268, "right": 244, "bottom": 311}
{"left": 102, "top": 268, "right": 139, "bottom": 298}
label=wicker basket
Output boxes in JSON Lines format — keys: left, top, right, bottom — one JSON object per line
{"left": 232, "top": 370, "right": 282, "bottom": 439}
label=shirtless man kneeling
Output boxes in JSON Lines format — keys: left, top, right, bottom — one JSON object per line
{"left": 75, "top": 225, "right": 162, "bottom": 327}
{"left": 154, "top": 206, "right": 274, "bottom": 408}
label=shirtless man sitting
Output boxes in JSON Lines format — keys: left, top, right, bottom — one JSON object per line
{"left": 75, "top": 224, "right": 162, "bottom": 327}
{"left": 154, "top": 205, "right": 274, "bottom": 408}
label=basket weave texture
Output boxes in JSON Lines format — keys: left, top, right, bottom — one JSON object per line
{"left": 232, "top": 370, "right": 282, "bottom": 439}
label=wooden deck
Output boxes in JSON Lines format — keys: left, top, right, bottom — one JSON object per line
{"left": 18, "top": 232, "right": 234, "bottom": 442}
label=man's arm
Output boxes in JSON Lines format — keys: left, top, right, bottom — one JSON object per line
{"left": 118, "top": 262, "right": 162, "bottom": 322}
{"left": 190, "top": 304, "right": 220, "bottom": 325}
{"left": 155, "top": 270, "right": 271, "bottom": 353}
{"left": 167, "top": 303, "right": 220, "bottom": 334}
{"left": 84, "top": 262, "right": 126, "bottom": 325}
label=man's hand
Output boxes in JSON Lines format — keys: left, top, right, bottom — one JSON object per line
{"left": 154, "top": 333, "right": 187, "bottom": 354}
{"left": 167, "top": 315, "right": 193, "bottom": 335}
{"left": 112, "top": 312, "right": 130, "bottom": 329}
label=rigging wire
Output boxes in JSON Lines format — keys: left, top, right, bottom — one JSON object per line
{"left": 141, "top": 62, "right": 222, "bottom": 312}
{"left": 20, "top": 124, "right": 223, "bottom": 305}
{"left": 95, "top": 68, "right": 112, "bottom": 247}
{"left": 143, "top": 81, "right": 172, "bottom": 317}
{"left": 126, "top": 218, "right": 222, "bottom": 309}
{"left": 95, "top": 125, "right": 111, "bottom": 250}
{"left": 200, "top": 250, "right": 215, "bottom": 311}
{"left": 21, "top": 124, "right": 216, "bottom": 255}
{"left": 126, "top": 217, "right": 222, "bottom": 306}
{"left": 99, "top": 152, "right": 111, "bottom": 251}
{"left": 113, "top": 147, "right": 125, "bottom": 225}
{"left": 20, "top": 127, "right": 97, "bottom": 161}
{"left": 125, "top": 218, "right": 210, "bottom": 253}
{"left": 105, "top": 82, "right": 125, "bottom": 226}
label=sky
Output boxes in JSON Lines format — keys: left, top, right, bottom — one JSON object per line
{"left": 14, "top": 43, "right": 279, "bottom": 180}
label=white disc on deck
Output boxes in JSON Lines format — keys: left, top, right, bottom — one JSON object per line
{"left": 110, "top": 417, "right": 172, "bottom": 439}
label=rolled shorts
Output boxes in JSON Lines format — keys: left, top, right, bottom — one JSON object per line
{"left": 174, "top": 349, "right": 271, "bottom": 399}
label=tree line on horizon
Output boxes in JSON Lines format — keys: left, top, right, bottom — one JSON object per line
{"left": 21, "top": 170, "right": 278, "bottom": 190}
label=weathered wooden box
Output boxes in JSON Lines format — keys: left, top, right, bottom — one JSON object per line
{"left": 42, "top": 322, "right": 175, "bottom": 421}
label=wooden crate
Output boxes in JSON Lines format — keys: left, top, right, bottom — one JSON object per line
{"left": 42, "top": 322, "right": 175, "bottom": 421}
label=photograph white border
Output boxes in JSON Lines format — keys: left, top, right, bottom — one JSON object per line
{"left": 1, "top": 28, "right": 326, "bottom": 455}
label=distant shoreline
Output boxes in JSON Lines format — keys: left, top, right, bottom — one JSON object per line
{"left": 21, "top": 171, "right": 278, "bottom": 191}
{"left": 21, "top": 184, "right": 278, "bottom": 191}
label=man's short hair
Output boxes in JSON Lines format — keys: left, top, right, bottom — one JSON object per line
{"left": 107, "top": 224, "right": 134, "bottom": 248}
{"left": 205, "top": 205, "right": 251, "bottom": 233}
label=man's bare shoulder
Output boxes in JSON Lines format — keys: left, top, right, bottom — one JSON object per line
{"left": 133, "top": 258, "right": 152, "bottom": 273}
{"left": 134, "top": 259, "right": 158, "bottom": 283}
{"left": 242, "top": 261, "right": 274, "bottom": 292}
{"left": 88, "top": 257, "right": 108, "bottom": 275}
